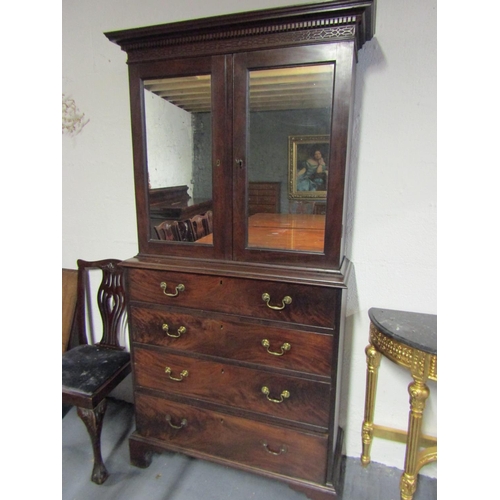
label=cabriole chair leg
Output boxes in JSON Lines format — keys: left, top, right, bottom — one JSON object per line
{"left": 76, "top": 399, "right": 109, "bottom": 484}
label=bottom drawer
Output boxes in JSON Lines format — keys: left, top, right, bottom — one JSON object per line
{"left": 134, "top": 392, "right": 328, "bottom": 484}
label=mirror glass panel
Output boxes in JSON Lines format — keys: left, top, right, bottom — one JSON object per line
{"left": 246, "top": 64, "right": 334, "bottom": 253}
{"left": 143, "top": 75, "right": 213, "bottom": 245}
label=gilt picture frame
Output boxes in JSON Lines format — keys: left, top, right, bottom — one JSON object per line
{"left": 288, "top": 135, "right": 330, "bottom": 200}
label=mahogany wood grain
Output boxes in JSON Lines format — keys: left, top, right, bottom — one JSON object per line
{"left": 129, "top": 304, "right": 334, "bottom": 377}
{"left": 134, "top": 392, "right": 329, "bottom": 484}
{"left": 133, "top": 347, "right": 331, "bottom": 428}
{"left": 127, "top": 268, "right": 339, "bottom": 328}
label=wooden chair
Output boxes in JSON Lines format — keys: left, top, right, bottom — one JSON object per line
{"left": 177, "top": 219, "right": 195, "bottom": 241}
{"left": 189, "top": 213, "right": 210, "bottom": 241}
{"left": 62, "top": 259, "right": 130, "bottom": 485}
{"left": 204, "top": 210, "right": 213, "bottom": 234}
{"left": 154, "top": 220, "right": 181, "bottom": 241}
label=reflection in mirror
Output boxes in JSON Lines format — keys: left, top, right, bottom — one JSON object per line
{"left": 247, "top": 65, "right": 334, "bottom": 253}
{"left": 143, "top": 75, "right": 213, "bottom": 245}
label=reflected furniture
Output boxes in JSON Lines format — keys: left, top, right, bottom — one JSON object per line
{"left": 62, "top": 259, "right": 131, "bottom": 484}
{"left": 361, "top": 308, "right": 437, "bottom": 500}
{"left": 189, "top": 212, "right": 211, "bottom": 241}
{"left": 149, "top": 185, "right": 213, "bottom": 238}
{"left": 154, "top": 220, "right": 181, "bottom": 241}
{"left": 105, "top": 2, "right": 376, "bottom": 499}
{"left": 248, "top": 182, "right": 281, "bottom": 215}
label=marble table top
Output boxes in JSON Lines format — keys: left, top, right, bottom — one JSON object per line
{"left": 368, "top": 307, "right": 437, "bottom": 355}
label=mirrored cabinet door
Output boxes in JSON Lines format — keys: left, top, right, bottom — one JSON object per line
{"left": 233, "top": 44, "right": 355, "bottom": 267}
{"left": 246, "top": 64, "right": 333, "bottom": 253}
{"left": 128, "top": 56, "right": 230, "bottom": 259}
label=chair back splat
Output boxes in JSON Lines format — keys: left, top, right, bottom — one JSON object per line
{"left": 75, "top": 259, "right": 126, "bottom": 348}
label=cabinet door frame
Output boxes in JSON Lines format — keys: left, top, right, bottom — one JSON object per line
{"left": 232, "top": 42, "right": 356, "bottom": 269}
{"left": 128, "top": 55, "right": 232, "bottom": 260}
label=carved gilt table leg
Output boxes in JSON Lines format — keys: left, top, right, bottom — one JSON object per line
{"left": 399, "top": 350, "right": 432, "bottom": 500}
{"left": 77, "top": 399, "right": 109, "bottom": 485}
{"left": 361, "top": 343, "right": 381, "bottom": 466}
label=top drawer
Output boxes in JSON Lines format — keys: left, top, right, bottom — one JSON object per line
{"left": 126, "top": 268, "right": 339, "bottom": 328}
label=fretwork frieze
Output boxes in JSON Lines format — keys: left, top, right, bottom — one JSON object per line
{"left": 126, "top": 24, "right": 357, "bottom": 63}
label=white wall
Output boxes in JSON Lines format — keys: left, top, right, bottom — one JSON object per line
{"left": 62, "top": 0, "right": 437, "bottom": 477}
{"left": 145, "top": 90, "right": 194, "bottom": 190}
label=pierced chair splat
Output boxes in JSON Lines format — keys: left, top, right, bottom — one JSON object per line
{"left": 154, "top": 220, "right": 181, "bottom": 241}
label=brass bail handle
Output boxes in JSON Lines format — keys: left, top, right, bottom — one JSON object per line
{"left": 262, "top": 293, "right": 292, "bottom": 310}
{"left": 165, "top": 367, "right": 189, "bottom": 382}
{"left": 160, "top": 282, "right": 185, "bottom": 297}
{"left": 162, "top": 324, "right": 187, "bottom": 338}
{"left": 261, "top": 339, "right": 291, "bottom": 356}
{"left": 165, "top": 414, "right": 188, "bottom": 430}
{"left": 261, "top": 386, "right": 290, "bottom": 403}
{"left": 261, "top": 441, "right": 287, "bottom": 456}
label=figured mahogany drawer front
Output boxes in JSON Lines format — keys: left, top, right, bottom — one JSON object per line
{"left": 130, "top": 305, "right": 333, "bottom": 377}
{"left": 134, "top": 392, "right": 328, "bottom": 484}
{"left": 127, "top": 268, "right": 337, "bottom": 328}
{"left": 134, "top": 348, "right": 330, "bottom": 428}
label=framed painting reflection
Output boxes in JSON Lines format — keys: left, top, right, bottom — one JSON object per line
{"left": 288, "top": 135, "right": 329, "bottom": 200}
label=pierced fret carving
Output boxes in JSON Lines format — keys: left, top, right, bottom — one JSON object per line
{"left": 126, "top": 24, "right": 357, "bottom": 63}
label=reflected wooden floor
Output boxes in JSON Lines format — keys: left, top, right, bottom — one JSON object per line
{"left": 196, "top": 213, "right": 326, "bottom": 252}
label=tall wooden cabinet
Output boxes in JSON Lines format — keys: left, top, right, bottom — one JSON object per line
{"left": 105, "top": 2, "right": 376, "bottom": 498}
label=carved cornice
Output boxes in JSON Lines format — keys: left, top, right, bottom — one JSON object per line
{"left": 105, "top": 1, "right": 375, "bottom": 63}
{"left": 129, "top": 25, "right": 356, "bottom": 64}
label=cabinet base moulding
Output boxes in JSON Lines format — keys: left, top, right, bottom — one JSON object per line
{"left": 128, "top": 428, "right": 345, "bottom": 500}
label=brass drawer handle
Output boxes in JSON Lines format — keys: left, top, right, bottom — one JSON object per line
{"left": 165, "top": 414, "right": 188, "bottom": 430}
{"left": 261, "top": 339, "right": 291, "bottom": 356}
{"left": 160, "top": 282, "right": 185, "bottom": 297}
{"left": 262, "top": 293, "right": 292, "bottom": 310}
{"left": 165, "top": 367, "right": 189, "bottom": 381}
{"left": 261, "top": 441, "right": 287, "bottom": 456}
{"left": 261, "top": 386, "right": 290, "bottom": 403}
{"left": 162, "top": 324, "right": 187, "bottom": 338}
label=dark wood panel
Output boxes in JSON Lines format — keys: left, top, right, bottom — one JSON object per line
{"left": 133, "top": 348, "right": 331, "bottom": 428}
{"left": 130, "top": 304, "right": 333, "bottom": 377}
{"left": 127, "top": 268, "right": 339, "bottom": 328}
{"left": 134, "top": 392, "right": 328, "bottom": 484}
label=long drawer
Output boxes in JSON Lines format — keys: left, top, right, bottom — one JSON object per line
{"left": 134, "top": 392, "right": 328, "bottom": 484}
{"left": 129, "top": 304, "right": 333, "bottom": 377}
{"left": 133, "top": 347, "right": 331, "bottom": 428}
{"left": 127, "top": 268, "right": 338, "bottom": 328}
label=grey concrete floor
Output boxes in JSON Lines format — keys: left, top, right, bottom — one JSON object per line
{"left": 62, "top": 399, "right": 437, "bottom": 500}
